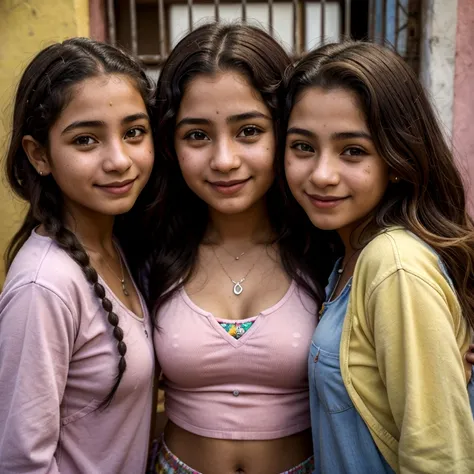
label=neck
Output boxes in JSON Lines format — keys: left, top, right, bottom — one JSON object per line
{"left": 63, "top": 208, "right": 115, "bottom": 253}
{"left": 206, "top": 199, "right": 273, "bottom": 245}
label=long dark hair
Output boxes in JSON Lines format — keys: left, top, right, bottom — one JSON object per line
{"left": 137, "top": 22, "right": 330, "bottom": 313}
{"left": 283, "top": 41, "right": 474, "bottom": 330}
{"left": 5, "top": 37, "right": 155, "bottom": 406}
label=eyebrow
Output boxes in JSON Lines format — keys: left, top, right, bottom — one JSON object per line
{"left": 227, "top": 111, "right": 271, "bottom": 123}
{"left": 61, "top": 112, "right": 149, "bottom": 135}
{"left": 286, "top": 127, "right": 372, "bottom": 141}
{"left": 175, "top": 111, "right": 271, "bottom": 130}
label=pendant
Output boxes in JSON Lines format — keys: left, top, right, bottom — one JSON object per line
{"left": 233, "top": 281, "right": 243, "bottom": 295}
{"left": 121, "top": 280, "right": 130, "bottom": 296}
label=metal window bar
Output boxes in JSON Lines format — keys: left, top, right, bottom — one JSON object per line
{"left": 368, "top": 0, "right": 376, "bottom": 41}
{"left": 106, "top": 0, "right": 116, "bottom": 46}
{"left": 344, "top": 0, "right": 350, "bottom": 39}
{"left": 107, "top": 0, "right": 421, "bottom": 71}
{"left": 130, "top": 0, "right": 138, "bottom": 56}
{"left": 268, "top": 0, "right": 273, "bottom": 33}
{"left": 320, "top": 0, "right": 325, "bottom": 44}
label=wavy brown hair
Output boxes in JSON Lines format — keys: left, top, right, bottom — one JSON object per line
{"left": 130, "top": 22, "right": 332, "bottom": 313}
{"left": 5, "top": 37, "right": 155, "bottom": 406}
{"left": 283, "top": 41, "right": 474, "bottom": 330}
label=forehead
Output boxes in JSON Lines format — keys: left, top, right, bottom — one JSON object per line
{"left": 55, "top": 74, "right": 146, "bottom": 124}
{"left": 177, "top": 71, "right": 270, "bottom": 119}
{"left": 290, "top": 87, "right": 368, "bottom": 130}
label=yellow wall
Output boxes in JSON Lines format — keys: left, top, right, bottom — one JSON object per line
{"left": 0, "top": 0, "right": 89, "bottom": 284}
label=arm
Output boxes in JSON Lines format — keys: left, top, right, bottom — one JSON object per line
{"left": 0, "top": 283, "right": 75, "bottom": 474}
{"left": 368, "top": 271, "right": 474, "bottom": 473}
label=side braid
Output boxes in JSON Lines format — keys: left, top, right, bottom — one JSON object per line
{"left": 4, "top": 37, "right": 154, "bottom": 407}
{"left": 43, "top": 213, "right": 128, "bottom": 407}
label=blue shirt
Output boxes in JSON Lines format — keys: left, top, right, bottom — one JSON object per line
{"left": 309, "top": 259, "right": 395, "bottom": 473}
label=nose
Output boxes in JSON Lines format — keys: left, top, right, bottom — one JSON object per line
{"left": 309, "top": 152, "right": 340, "bottom": 188}
{"left": 209, "top": 137, "right": 241, "bottom": 173}
{"left": 102, "top": 139, "right": 133, "bottom": 174}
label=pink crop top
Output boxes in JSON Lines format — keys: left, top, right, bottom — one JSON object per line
{"left": 154, "top": 281, "right": 318, "bottom": 440}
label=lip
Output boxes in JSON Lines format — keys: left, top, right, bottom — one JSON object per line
{"left": 208, "top": 178, "right": 250, "bottom": 195}
{"left": 306, "top": 193, "right": 348, "bottom": 209}
{"left": 96, "top": 178, "right": 136, "bottom": 195}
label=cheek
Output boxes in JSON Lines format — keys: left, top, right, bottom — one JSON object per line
{"left": 248, "top": 138, "right": 275, "bottom": 170}
{"left": 284, "top": 158, "right": 304, "bottom": 188}
{"left": 177, "top": 150, "right": 203, "bottom": 180}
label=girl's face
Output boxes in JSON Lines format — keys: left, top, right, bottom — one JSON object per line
{"left": 285, "top": 87, "right": 389, "bottom": 243}
{"left": 174, "top": 71, "right": 275, "bottom": 215}
{"left": 34, "top": 74, "right": 154, "bottom": 221}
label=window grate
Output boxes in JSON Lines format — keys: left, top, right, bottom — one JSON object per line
{"left": 106, "top": 0, "right": 421, "bottom": 73}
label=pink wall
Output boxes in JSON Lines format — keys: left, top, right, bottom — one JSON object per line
{"left": 89, "top": 0, "right": 106, "bottom": 42}
{"left": 453, "top": 0, "right": 474, "bottom": 213}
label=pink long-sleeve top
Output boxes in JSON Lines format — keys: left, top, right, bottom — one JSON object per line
{"left": 0, "top": 231, "right": 155, "bottom": 474}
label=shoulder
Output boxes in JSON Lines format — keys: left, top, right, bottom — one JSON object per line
{"left": 355, "top": 227, "right": 446, "bottom": 290}
{"left": 3, "top": 232, "right": 90, "bottom": 311}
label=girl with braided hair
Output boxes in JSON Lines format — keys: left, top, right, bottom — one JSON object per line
{"left": 0, "top": 38, "right": 155, "bottom": 473}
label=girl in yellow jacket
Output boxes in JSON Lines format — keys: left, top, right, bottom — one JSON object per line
{"left": 283, "top": 41, "right": 474, "bottom": 473}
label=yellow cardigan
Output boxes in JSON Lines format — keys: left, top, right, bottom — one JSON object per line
{"left": 340, "top": 227, "right": 474, "bottom": 473}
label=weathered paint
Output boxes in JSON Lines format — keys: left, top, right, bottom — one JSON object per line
{"left": 453, "top": 0, "right": 474, "bottom": 211}
{"left": 0, "top": 0, "right": 89, "bottom": 283}
{"left": 419, "top": 0, "right": 458, "bottom": 138}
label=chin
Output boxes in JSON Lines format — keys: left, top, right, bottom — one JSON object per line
{"left": 306, "top": 217, "right": 341, "bottom": 231}
{"left": 99, "top": 203, "right": 137, "bottom": 216}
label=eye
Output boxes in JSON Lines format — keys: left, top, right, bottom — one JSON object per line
{"left": 237, "top": 126, "right": 261, "bottom": 138}
{"left": 342, "top": 147, "right": 366, "bottom": 157}
{"left": 124, "top": 127, "right": 146, "bottom": 139}
{"left": 73, "top": 136, "right": 97, "bottom": 147}
{"left": 185, "top": 131, "right": 209, "bottom": 141}
{"left": 290, "top": 142, "right": 314, "bottom": 153}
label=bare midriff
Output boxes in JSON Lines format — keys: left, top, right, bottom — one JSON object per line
{"left": 164, "top": 421, "right": 313, "bottom": 474}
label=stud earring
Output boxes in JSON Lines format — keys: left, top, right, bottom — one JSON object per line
{"left": 393, "top": 176, "right": 400, "bottom": 183}
{"left": 39, "top": 170, "right": 43, "bottom": 176}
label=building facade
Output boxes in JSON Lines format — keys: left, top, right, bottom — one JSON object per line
{"left": 0, "top": 0, "right": 472, "bottom": 282}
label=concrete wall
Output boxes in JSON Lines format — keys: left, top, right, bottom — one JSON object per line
{"left": 0, "top": 0, "right": 89, "bottom": 283}
{"left": 419, "top": 0, "right": 458, "bottom": 137}
{"left": 453, "top": 0, "right": 474, "bottom": 211}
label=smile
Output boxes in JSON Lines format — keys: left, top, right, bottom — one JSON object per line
{"left": 208, "top": 178, "right": 250, "bottom": 195}
{"left": 96, "top": 178, "right": 136, "bottom": 195}
{"left": 306, "top": 193, "right": 348, "bottom": 209}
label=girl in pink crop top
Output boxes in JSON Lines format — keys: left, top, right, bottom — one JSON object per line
{"left": 138, "top": 22, "right": 335, "bottom": 474}
{"left": 0, "top": 39, "right": 155, "bottom": 473}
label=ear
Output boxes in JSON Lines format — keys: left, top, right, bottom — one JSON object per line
{"left": 389, "top": 173, "right": 400, "bottom": 184}
{"left": 22, "top": 135, "right": 51, "bottom": 177}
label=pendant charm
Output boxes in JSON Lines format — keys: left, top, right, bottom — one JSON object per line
{"left": 233, "top": 282, "right": 243, "bottom": 295}
{"left": 121, "top": 280, "right": 130, "bottom": 296}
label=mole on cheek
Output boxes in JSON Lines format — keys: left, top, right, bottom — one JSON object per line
{"left": 109, "top": 102, "right": 113, "bottom": 106}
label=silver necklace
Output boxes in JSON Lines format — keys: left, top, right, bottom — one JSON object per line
{"left": 86, "top": 243, "right": 130, "bottom": 297}
{"left": 212, "top": 245, "right": 264, "bottom": 295}
{"left": 221, "top": 246, "right": 247, "bottom": 261}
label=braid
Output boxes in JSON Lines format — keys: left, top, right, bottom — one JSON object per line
{"left": 4, "top": 37, "right": 154, "bottom": 408}
{"left": 43, "top": 210, "right": 128, "bottom": 408}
